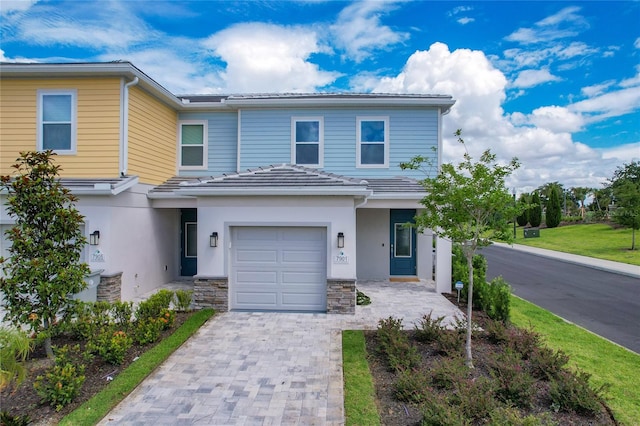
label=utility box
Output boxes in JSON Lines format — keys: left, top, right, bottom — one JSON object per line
{"left": 73, "top": 269, "right": 103, "bottom": 302}
{"left": 524, "top": 228, "right": 540, "bottom": 238}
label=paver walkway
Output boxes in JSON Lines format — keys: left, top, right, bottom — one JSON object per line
{"left": 99, "top": 280, "right": 462, "bottom": 425}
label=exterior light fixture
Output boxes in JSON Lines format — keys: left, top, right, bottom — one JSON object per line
{"left": 337, "top": 232, "right": 344, "bottom": 248}
{"left": 210, "top": 232, "right": 218, "bottom": 247}
{"left": 89, "top": 230, "right": 100, "bottom": 245}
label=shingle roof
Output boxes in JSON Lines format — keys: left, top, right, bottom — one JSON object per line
{"left": 149, "top": 165, "right": 426, "bottom": 199}
{"left": 0, "top": 176, "right": 139, "bottom": 196}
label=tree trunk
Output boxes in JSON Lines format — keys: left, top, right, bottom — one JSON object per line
{"left": 43, "top": 318, "right": 54, "bottom": 359}
{"left": 465, "top": 252, "right": 474, "bottom": 369}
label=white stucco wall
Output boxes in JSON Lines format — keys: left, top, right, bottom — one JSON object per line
{"left": 356, "top": 209, "right": 389, "bottom": 280}
{"left": 195, "top": 196, "right": 357, "bottom": 280}
{"left": 435, "top": 236, "right": 452, "bottom": 293}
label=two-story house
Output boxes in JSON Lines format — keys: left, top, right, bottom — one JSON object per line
{"left": 0, "top": 61, "right": 455, "bottom": 314}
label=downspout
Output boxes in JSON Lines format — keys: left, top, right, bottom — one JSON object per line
{"left": 120, "top": 77, "right": 139, "bottom": 176}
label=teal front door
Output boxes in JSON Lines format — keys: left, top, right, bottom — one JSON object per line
{"left": 390, "top": 209, "right": 416, "bottom": 276}
{"left": 180, "top": 208, "right": 197, "bottom": 277}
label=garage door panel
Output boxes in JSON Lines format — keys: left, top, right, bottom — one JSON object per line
{"left": 236, "top": 271, "right": 278, "bottom": 284}
{"left": 282, "top": 293, "right": 325, "bottom": 307}
{"left": 236, "top": 249, "right": 278, "bottom": 263}
{"left": 231, "top": 227, "right": 326, "bottom": 312}
{"left": 282, "top": 250, "right": 324, "bottom": 264}
{"left": 235, "top": 292, "right": 278, "bottom": 306}
{"left": 281, "top": 271, "right": 325, "bottom": 284}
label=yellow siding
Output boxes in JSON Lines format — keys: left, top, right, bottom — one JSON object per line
{"left": 0, "top": 78, "right": 121, "bottom": 177}
{"left": 127, "top": 86, "right": 177, "bottom": 184}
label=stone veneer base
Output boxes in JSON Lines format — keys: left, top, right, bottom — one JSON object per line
{"left": 97, "top": 272, "right": 122, "bottom": 303}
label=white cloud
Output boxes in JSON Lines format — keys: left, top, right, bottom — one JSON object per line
{"left": 634, "top": 37, "right": 640, "bottom": 49}
{"left": 505, "top": 6, "right": 588, "bottom": 45}
{"left": 569, "top": 85, "right": 640, "bottom": 122}
{"left": 512, "top": 69, "right": 561, "bottom": 88}
{"left": 457, "top": 17, "right": 474, "bottom": 25}
{"left": 202, "top": 23, "right": 340, "bottom": 93}
{"left": 0, "top": 0, "right": 38, "bottom": 15}
{"left": 599, "top": 142, "right": 640, "bottom": 162}
{"left": 528, "top": 106, "right": 584, "bottom": 133}
{"left": 581, "top": 81, "right": 615, "bottom": 97}
{"left": 330, "top": 1, "right": 409, "bottom": 62}
{"left": 356, "top": 42, "right": 626, "bottom": 191}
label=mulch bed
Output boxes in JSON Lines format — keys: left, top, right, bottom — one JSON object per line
{"left": 0, "top": 312, "right": 191, "bottom": 425}
{"left": 363, "top": 292, "right": 618, "bottom": 426}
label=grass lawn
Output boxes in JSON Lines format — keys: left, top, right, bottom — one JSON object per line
{"left": 343, "top": 330, "right": 380, "bottom": 426}
{"left": 512, "top": 223, "right": 640, "bottom": 266}
{"left": 510, "top": 296, "right": 640, "bottom": 426}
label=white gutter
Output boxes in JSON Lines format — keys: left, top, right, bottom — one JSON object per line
{"left": 169, "top": 187, "right": 373, "bottom": 197}
{"left": 120, "top": 77, "right": 139, "bottom": 176}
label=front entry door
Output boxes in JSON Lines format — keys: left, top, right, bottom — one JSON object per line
{"left": 180, "top": 208, "right": 197, "bottom": 277}
{"left": 390, "top": 209, "right": 417, "bottom": 276}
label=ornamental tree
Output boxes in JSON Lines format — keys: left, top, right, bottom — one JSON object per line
{"left": 0, "top": 151, "right": 90, "bottom": 358}
{"left": 401, "top": 130, "right": 521, "bottom": 368}
{"left": 546, "top": 185, "right": 562, "bottom": 228}
{"left": 516, "top": 193, "right": 530, "bottom": 226}
{"left": 529, "top": 191, "right": 542, "bottom": 227}
{"left": 608, "top": 161, "right": 640, "bottom": 250}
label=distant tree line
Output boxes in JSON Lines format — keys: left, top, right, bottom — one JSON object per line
{"left": 515, "top": 161, "right": 639, "bottom": 249}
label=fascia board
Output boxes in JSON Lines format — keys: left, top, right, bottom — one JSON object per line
{"left": 223, "top": 97, "right": 455, "bottom": 111}
{"left": 173, "top": 187, "right": 373, "bottom": 197}
{"left": 367, "top": 193, "right": 426, "bottom": 200}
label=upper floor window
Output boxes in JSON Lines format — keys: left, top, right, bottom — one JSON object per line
{"left": 357, "top": 116, "right": 389, "bottom": 168}
{"left": 292, "top": 117, "right": 323, "bottom": 167}
{"left": 179, "top": 120, "right": 207, "bottom": 169}
{"left": 37, "top": 89, "right": 77, "bottom": 154}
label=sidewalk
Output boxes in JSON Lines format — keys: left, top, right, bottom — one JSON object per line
{"left": 491, "top": 242, "right": 640, "bottom": 279}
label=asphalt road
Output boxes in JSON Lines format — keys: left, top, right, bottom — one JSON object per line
{"left": 480, "top": 245, "right": 640, "bottom": 354}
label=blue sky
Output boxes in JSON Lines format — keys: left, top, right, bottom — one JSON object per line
{"left": 1, "top": 0, "right": 639, "bottom": 193}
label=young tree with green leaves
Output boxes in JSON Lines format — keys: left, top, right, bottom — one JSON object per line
{"left": 401, "top": 130, "right": 521, "bottom": 368}
{"left": 529, "top": 191, "right": 542, "bottom": 227}
{"left": 570, "top": 186, "right": 591, "bottom": 220}
{"left": 608, "top": 161, "right": 640, "bottom": 250}
{"left": 0, "top": 151, "right": 90, "bottom": 358}
{"left": 546, "top": 185, "right": 562, "bottom": 228}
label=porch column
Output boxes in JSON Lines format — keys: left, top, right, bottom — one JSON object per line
{"left": 435, "top": 237, "right": 452, "bottom": 294}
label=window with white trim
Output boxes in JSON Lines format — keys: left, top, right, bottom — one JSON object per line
{"left": 292, "top": 117, "right": 323, "bottom": 167}
{"left": 179, "top": 121, "right": 207, "bottom": 169}
{"left": 37, "top": 89, "right": 77, "bottom": 153}
{"left": 356, "top": 116, "right": 389, "bottom": 167}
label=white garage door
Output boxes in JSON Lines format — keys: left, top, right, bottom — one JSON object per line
{"left": 231, "top": 227, "right": 327, "bottom": 312}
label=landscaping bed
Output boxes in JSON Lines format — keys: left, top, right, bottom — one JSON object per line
{"left": 363, "top": 302, "right": 617, "bottom": 425}
{"left": 1, "top": 311, "right": 192, "bottom": 425}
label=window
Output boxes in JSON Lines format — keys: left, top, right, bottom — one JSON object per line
{"left": 179, "top": 121, "right": 207, "bottom": 169}
{"left": 292, "top": 117, "right": 323, "bottom": 167}
{"left": 357, "top": 116, "right": 389, "bottom": 167}
{"left": 37, "top": 90, "right": 77, "bottom": 153}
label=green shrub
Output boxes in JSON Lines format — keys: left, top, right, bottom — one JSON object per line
{"left": 452, "top": 244, "right": 487, "bottom": 302}
{"left": 546, "top": 186, "right": 562, "bottom": 228}
{"left": 484, "top": 319, "right": 509, "bottom": 344}
{"left": 33, "top": 345, "right": 85, "bottom": 411}
{"left": 394, "top": 369, "right": 431, "bottom": 403}
{"left": 435, "top": 330, "right": 465, "bottom": 357}
{"left": 135, "top": 290, "right": 174, "bottom": 321}
{"left": 87, "top": 328, "right": 133, "bottom": 365}
{"left": 489, "top": 406, "right": 557, "bottom": 426}
{"left": 0, "top": 326, "right": 31, "bottom": 392}
{"left": 420, "top": 393, "right": 470, "bottom": 426}
{"left": 549, "top": 370, "right": 609, "bottom": 416}
{"left": 133, "top": 317, "right": 164, "bottom": 345}
{"left": 414, "top": 311, "right": 446, "bottom": 343}
{"left": 453, "top": 376, "right": 497, "bottom": 421}
{"left": 0, "top": 411, "right": 31, "bottom": 426}
{"left": 111, "top": 301, "right": 134, "bottom": 329}
{"left": 483, "top": 277, "right": 511, "bottom": 322}
{"left": 429, "top": 356, "right": 468, "bottom": 390}
{"left": 158, "top": 308, "right": 175, "bottom": 331}
{"left": 529, "top": 346, "right": 570, "bottom": 380}
{"left": 173, "top": 289, "right": 193, "bottom": 312}
{"left": 505, "top": 326, "right": 541, "bottom": 360}
{"left": 356, "top": 289, "right": 371, "bottom": 306}
{"left": 529, "top": 191, "right": 542, "bottom": 227}
{"left": 488, "top": 349, "right": 535, "bottom": 408}
{"left": 376, "top": 317, "right": 421, "bottom": 372}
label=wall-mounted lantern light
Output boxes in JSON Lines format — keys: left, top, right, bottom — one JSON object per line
{"left": 337, "top": 232, "right": 345, "bottom": 248}
{"left": 89, "top": 230, "right": 100, "bottom": 245}
{"left": 210, "top": 232, "right": 218, "bottom": 247}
